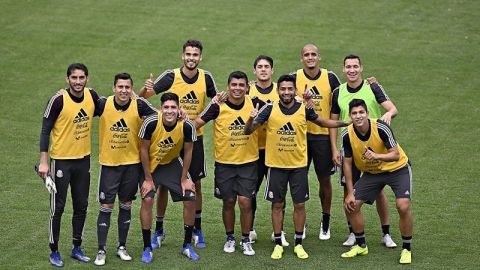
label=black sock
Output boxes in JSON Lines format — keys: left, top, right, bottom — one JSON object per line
{"left": 251, "top": 196, "right": 257, "bottom": 231}
{"left": 49, "top": 242, "right": 59, "bottom": 252}
{"left": 348, "top": 221, "right": 353, "bottom": 233}
{"left": 241, "top": 232, "right": 249, "bottom": 243}
{"left": 402, "top": 236, "right": 412, "bottom": 251}
{"left": 155, "top": 216, "right": 164, "bottom": 233}
{"left": 183, "top": 224, "right": 194, "bottom": 247}
{"left": 97, "top": 207, "right": 112, "bottom": 251}
{"left": 295, "top": 231, "right": 303, "bottom": 246}
{"left": 354, "top": 232, "right": 366, "bottom": 247}
{"left": 142, "top": 229, "right": 151, "bottom": 250}
{"left": 194, "top": 210, "right": 202, "bottom": 231}
{"left": 226, "top": 231, "right": 235, "bottom": 240}
{"left": 382, "top": 224, "right": 390, "bottom": 235}
{"left": 118, "top": 204, "right": 131, "bottom": 247}
{"left": 274, "top": 233, "right": 282, "bottom": 245}
{"left": 322, "top": 212, "right": 330, "bottom": 232}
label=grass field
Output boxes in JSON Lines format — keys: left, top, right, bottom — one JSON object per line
{"left": 1, "top": 0, "right": 479, "bottom": 269}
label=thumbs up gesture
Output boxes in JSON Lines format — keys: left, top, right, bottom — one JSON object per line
{"left": 144, "top": 73, "right": 154, "bottom": 92}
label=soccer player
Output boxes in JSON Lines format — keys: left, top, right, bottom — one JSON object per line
{"left": 38, "top": 63, "right": 99, "bottom": 267}
{"left": 138, "top": 93, "right": 199, "bottom": 263}
{"left": 195, "top": 71, "right": 265, "bottom": 256}
{"left": 93, "top": 73, "right": 157, "bottom": 266}
{"left": 139, "top": 39, "right": 218, "bottom": 248}
{"left": 341, "top": 99, "right": 413, "bottom": 264}
{"left": 330, "top": 54, "right": 398, "bottom": 247}
{"left": 290, "top": 44, "right": 341, "bottom": 240}
{"left": 244, "top": 74, "right": 349, "bottom": 260}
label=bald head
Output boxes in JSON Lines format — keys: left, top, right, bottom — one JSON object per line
{"left": 301, "top": 44, "right": 319, "bottom": 56}
{"left": 301, "top": 44, "right": 321, "bottom": 70}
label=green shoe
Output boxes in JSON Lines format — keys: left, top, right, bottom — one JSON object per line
{"left": 341, "top": 244, "right": 369, "bottom": 258}
{"left": 294, "top": 244, "right": 309, "bottom": 259}
{"left": 271, "top": 245, "right": 284, "bottom": 260}
{"left": 399, "top": 249, "right": 411, "bottom": 264}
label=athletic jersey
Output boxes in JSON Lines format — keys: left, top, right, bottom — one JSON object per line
{"left": 98, "top": 96, "right": 142, "bottom": 166}
{"left": 248, "top": 83, "right": 278, "bottom": 149}
{"left": 295, "top": 68, "right": 332, "bottom": 135}
{"left": 345, "top": 119, "right": 408, "bottom": 174}
{"left": 50, "top": 88, "right": 95, "bottom": 159}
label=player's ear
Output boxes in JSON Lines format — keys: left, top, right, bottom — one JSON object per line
{"left": 199, "top": 54, "right": 203, "bottom": 62}
{"left": 65, "top": 76, "right": 69, "bottom": 84}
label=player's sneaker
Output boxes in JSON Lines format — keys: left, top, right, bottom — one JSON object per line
{"left": 270, "top": 245, "right": 284, "bottom": 260}
{"left": 223, "top": 237, "right": 236, "bottom": 253}
{"left": 141, "top": 247, "right": 153, "bottom": 264}
{"left": 116, "top": 246, "right": 132, "bottom": 261}
{"left": 71, "top": 246, "right": 90, "bottom": 262}
{"left": 182, "top": 243, "right": 200, "bottom": 261}
{"left": 294, "top": 244, "right": 309, "bottom": 259}
{"left": 399, "top": 249, "right": 411, "bottom": 264}
{"left": 343, "top": 233, "right": 356, "bottom": 246}
{"left": 193, "top": 230, "right": 206, "bottom": 249}
{"left": 319, "top": 222, "right": 331, "bottom": 240}
{"left": 382, "top": 234, "right": 397, "bottom": 248}
{"left": 94, "top": 250, "right": 106, "bottom": 266}
{"left": 151, "top": 231, "right": 165, "bottom": 249}
{"left": 240, "top": 240, "right": 255, "bottom": 256}
{"left": 249, "top": 229, "right": 257, "bottom": 243}
{"left": 271, "top": 231, "right": 290, "bottom": 247}
{"left": 49, "top": 251, "right": 64, "bottom": 267}
{"left": 341, "top": 245, "right": 369, "bottom": 258}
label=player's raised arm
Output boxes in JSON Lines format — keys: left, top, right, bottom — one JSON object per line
{"left": 311, "top": 114, "right": 350, "bottom": 128}
{"left": 138, "top": 73, "right": 156, "bottom": 99}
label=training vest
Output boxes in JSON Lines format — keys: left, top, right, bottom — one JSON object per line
{"left": 149, "top": 113, "right": 185, "bottom": 171}
{"left": 248, "top": 83, "right": 278, "bottom": 149}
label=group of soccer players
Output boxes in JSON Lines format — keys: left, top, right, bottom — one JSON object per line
{"left": 37, "top": 39, "right": 413, "bottom": 267}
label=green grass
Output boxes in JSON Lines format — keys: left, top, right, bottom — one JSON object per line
{"left": 0, "top": 0, "right": 478, "bottom": 269}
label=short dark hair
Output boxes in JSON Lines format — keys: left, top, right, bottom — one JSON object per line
{"left": 113, "top": 72, "right": 133, "bottom": 86}
{"left": 161, "top": 92, "right": 179, "bottom": 105}
{"left": 67, "top": 63, "right": 88, "bottom": 77}
{"left": 227, "top": 71, "right": 248, "bottom": 84}
{"left": 253, "top": 55, "right": 274, "bottom": 68}
{"left": 277, "top": 74, "right": 296, "bottom": 87}
{"left": 344, "top": 54, "right": 362, "bottom": 66}
{"left": 183, "top": 39, "right": 203, "bottom": 53}
{"left": 349, "top": 99, "right": 368, "bottom": 113}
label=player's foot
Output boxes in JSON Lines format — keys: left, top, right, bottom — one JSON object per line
{"left": 151, "top": 231, "right": 165, "bottom": 249}
{"left": 193, "top": 230, "right": 206, "bottom": 249}
{"left": 341, "top": 245, "right": 369, "bottom": 258}
{"left": 49, "top": 251, "right": 64, "bottom": 267}
{"left": 302, "top": 224, "right": 307, "bottom": 239}
{"left": 116, "top": 246, "right": 132, "bottom": 261}
{"left": 382, "top": 234, "right": 397, "bottom": 248}
{"left": 294, "top": 244, "right": 309, "bottom": 259}
{"left": 240, "top": 240, "right": 255, "bottom": 256}
{"left": 270, "top": 245, "right": 284, "bottom": 260}
{"left": 319, "top": 222, "right": 331, "bottom": 240}
{"left": 182, "top": 243, "right": 200, "bottom": 261}
{"left": 141, "top": 247, "right": 153, "bottom": 264}
{"left": 343, "top": 232, "right": 356, "bottom": 246}
{"left": 94, "top": 250, "right": 106, "bottom": 266}
{"left": 223, "top": 236, "right": 236, "bottom": 253}
{"left": 249, "top": 229, "right": 257, "bottom": 243}
{"left": 271, "top": 231, "right": 289, "bottom": 247}
{"left": 71, "top": 246, "right": 90, "bottom": 262}
{"left": 399, "top": 249, "right": 411, "bottom": 264}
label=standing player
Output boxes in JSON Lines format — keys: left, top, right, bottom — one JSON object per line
{"left": 195, "top": 71, "right": 265, "bottom": 256}
{"left": 330, "top": 54, "right": 398, "bottom": 247}
{"left": 38, "top": 63, "right": 99, "bottom": 267}
{"left": 244, "top": 74, "right": 349, "bottom": 260}
{"left": 140, "top": 39, "right": 218, "bottom": 249}
{"left": 138, "top": 93, "right": 199, "bottom": 263}
{"left": 290, "top": 44, "right": 341, "bottom": 240}
{"left": 341, "top": 99, "right": 413, "bottom": 264}
{"left": 93, "top": 73, "right": 157, "bottom": 266}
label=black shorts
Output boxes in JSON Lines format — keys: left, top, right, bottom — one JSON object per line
{"left": 354, "top": 165, "right": 412, "bottom": 204}
{"left": 214, "top": 161, "right": 257, "bottom": 200}
{"left": 256, "top": 149, "right": 268, "bottom": 193}
{"left": 97, "top": 163, "right": 141, "bottom": 204}
{"left": 340, "top": 159, "right": 362, "bottom": 187}
{"left": 307, "top": 136, "right": 335, "bottom": 177}
{"left": 182, "top": 136, "right": 207, "bottom": 181}
{"left": 140, "top": 158, "right": 196, "bottom": 202}
{"left": 264, "top": 167, "right": 310, "bottom": 204}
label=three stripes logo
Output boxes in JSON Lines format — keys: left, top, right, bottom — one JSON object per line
{"left": 228, "top": 116, "right": 246, "bottom": 130}
{"left": 277, "top": 122, "right": 296, "bottom": 135}
{"left": 110, "top": 118, "right": 130, "bottom": 132}
{"left": 73, "top": 108, "right": 89, "bottom": 123}
{"left": 309, "top": 86, "right": 323, "bottom": 100}
{"left": 180, "top": 91, "right": 200, "bottom": 104}
{"left": 158, "top": 136, "right": 175, "bottom": 148}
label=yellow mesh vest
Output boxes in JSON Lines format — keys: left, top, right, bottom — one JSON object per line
{"left": 265, "top": 101, "right": 307, "bottom": 168}
{"left": 99, "top": 96, "right": 141, "bottom": 166}
{"left": 213, "top": 97, "right": 258, "bottom": 164}
{"left": 348, "top": 120, "right": 408, "bottom": 174}
{"left": 169, "top": 68, "right": 207, "bottom": 136}
{"left": 149, "top": 114, "right": 185, "bottom": 172}
{"left": 50, "top": 89, "right": 95, "bottom": 159}
{"left": 248, "top": 83, "right": 278, "bottom": 149}
{"left": 295, "top": 68, "right": 331, "bottom": 135}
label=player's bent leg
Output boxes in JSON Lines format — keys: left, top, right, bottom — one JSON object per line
{"left": 192, "top": 180, "right": 206, "bottom": 248}
{"left": 396, "top": 198, "right": 413, "bottom": 263}
{"left": 376, "top": 191, "right": 397, "bottom": 248}
{"left": 152, "top": 187, "right": 168, "bottom": 249}
{"left": 342, "top": 200, "right": 369, "bottom": 259}
{"left": 140, "top": 197, "right": 154, "bottom": 264}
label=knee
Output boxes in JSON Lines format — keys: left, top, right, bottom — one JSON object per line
{"left": 272, "top": 202, "right": 283, "bottom": 212}
{"left": 396, "top": 200, "right": 411, "bottom": 215}
{"left": 238, "top": 197, "right": 251, "bottom": 210}
{"left": 293, "top": 203, "right": 305, "bottom": 212}
{"left": 142, "top": 197, "right": 154, "bottom": 208}
{"left": 223, "top": 198, "right": 236, "bottom": 210}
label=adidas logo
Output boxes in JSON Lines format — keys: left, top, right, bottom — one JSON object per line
{"left": 73, "top": 108, "right": 89, "bottom": 123}
{"left": 110, "top": 118, "right": 130, "bottom": 132}
{"left": 309, "top": 86, "right": 323, "bottom": 99}
{"left": 98, "top": 223, "right": 107, "bottom": 227}
{"left": 405, "top": 190, "right": 410, "bottom": 195}
{"left": 158, "top": 136, "right": 175, "bottom": 148}
{"left": 277, "top": 122, "right": 296, "bottom": 135}
{"left": 180, "top": 91, "right": 200, "bottom": 104}
{"left": 228, "top": 116, "right": 246, "bottom": 130}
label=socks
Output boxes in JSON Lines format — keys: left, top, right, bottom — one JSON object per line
{"left": 226, "top": 231, "right": 235, "bottom": 241}
{"left": 354, "top": 232, "right": 366, "bottom": 247}
{"left": 322, "top": 212, "right": 330, "bottom": 232}
{"left": 382, "top": 224, "right": 390, "bottom": 235}
{"left": 402, "top": 236, "right": 412, "bottom": 251}
{"left": 295, "top": 231, "right": 303, "bottom": 246}
{"left": 183, "top": 224, "right": 194, "bottom": 247}
{"left": 273, "top": 233, "right": 282, "bottom": 245}
{"left": 142, "top": 229, "right": 151, "bottom": 250}
{"left": 241, "top": 232, "right": 249, "bottom": 243}
{"left": 194, "top": 210, "right": 202, "bottom": 231}
{"left": 97, "top": 206, "right": 112, "bottom": 251}
{"left": 118, "top": 204, "right": 131, "bottom": 247}
{"left": 155, "top": 216, "right": 164, "bottom": 233}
